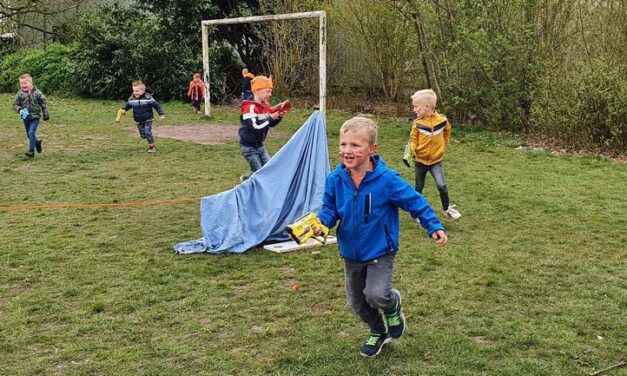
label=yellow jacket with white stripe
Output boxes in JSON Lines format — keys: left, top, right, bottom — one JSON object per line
{"left": 409, "top": 112, "right": 451, "bottom": 165}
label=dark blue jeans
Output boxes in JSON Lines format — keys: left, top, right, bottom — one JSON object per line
{"left": 240, "top": 144, "right": 270, "bottom": 173}
{"left": 344, "top": 253, "right": 398, "bottom": 333}
{"left": 23, "top": 118, "right": 40, "bottom": 153}
{"left": 136, "top": 120, "right": 154, "bottom": 144}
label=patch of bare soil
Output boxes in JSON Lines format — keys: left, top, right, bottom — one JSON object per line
{"left": 125, "top": 123, "right": 287, "bottom": 145}
{"left": 152, "top": 123, "right": 239, "bottom": 145}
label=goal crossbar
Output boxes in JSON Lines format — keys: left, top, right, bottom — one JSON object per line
{"left": 201, "top": 11, "right": 327, "bottom": 117}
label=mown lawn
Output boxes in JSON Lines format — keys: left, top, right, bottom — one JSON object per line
{"left": 0, "top": 94, "right": 625, "bottom": 376}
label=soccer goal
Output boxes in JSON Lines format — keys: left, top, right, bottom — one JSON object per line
{"left": 201, "top": 11, "right": 327, "bottom": 117}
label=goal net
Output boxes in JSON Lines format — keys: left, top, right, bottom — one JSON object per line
{"left": 201, "top": 11, "right": 327, "bottom": 116}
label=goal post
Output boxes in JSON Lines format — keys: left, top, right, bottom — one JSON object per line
{"left": 201, "top": 11, "right": 327, "bottom": 117}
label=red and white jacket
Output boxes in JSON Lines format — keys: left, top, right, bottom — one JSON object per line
{"left": 238, "top": 100, "right": 282, "bottom": 147}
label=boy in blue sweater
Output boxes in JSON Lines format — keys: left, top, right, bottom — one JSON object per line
{"left": 120, "top": 80, "right": 165, "bottom": 153}
{"left": 316, "top": 116, "right": 447, "bottom": 357}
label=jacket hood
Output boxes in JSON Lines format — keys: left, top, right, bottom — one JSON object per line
{"left": 128, "top": 91, "right": 153, "bottom": 101}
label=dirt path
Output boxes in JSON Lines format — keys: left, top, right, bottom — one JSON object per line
{"left": 151, "top": 123, "right": 239, "bottom": 145}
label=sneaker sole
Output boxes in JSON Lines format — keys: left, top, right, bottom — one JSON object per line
{"left": 390, "top": 288, "right": 406, "bottom": 339}
{"left": 359, "top": 336, "right": 392, "bottom": 357}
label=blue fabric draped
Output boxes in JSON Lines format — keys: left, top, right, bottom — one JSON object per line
{"left": 174, "top": 111, "right": 329, "bottom": 254}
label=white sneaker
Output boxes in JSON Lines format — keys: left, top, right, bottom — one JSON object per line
{"left": 147, "top": 146, "right": 156, "bottom": 153}
{"left": 444, "top": 205, "right": 461, "bottom": 219}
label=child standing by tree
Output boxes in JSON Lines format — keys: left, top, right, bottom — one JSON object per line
{"left": 408, "top": 89, "right": 461, "bottom": 219}
{"left": 187, "top": 72, "right": 206, "bottom": 114}
{"left": 240, "top": 68, "right": 255, "bottom": 101}
{"left": 120, "top": 80, "right": 165, "bottom": 153}
{"left": 315, "top": 116, "right": 447, "bottom": 357}
{"left": 238, "top": 75, "right": 289, "bottom": 181}
{"left": 12, "top": 74, "right": 49, "bottom": 158}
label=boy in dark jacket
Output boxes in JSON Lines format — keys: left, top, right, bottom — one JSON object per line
{"left": 238, "top": 75, "right": 289, "bottom": 181}
{"left": 240, "top": 68, "right": 255, "bottom": 101}
{"left": 12, "top": 74, "right": 49, "bottom": 158}
{"left": 316, "top": 116, "right": 447, "bottom": 357}
{"left": 120, "top": 80, "right": 165, "bottom": 153}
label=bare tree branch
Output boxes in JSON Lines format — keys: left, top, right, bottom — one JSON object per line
{"left": 1, "top": 0, "right": 85, "bottom": 19}
{"left": 20, "top": 21, "right": 60, "bottom": 36}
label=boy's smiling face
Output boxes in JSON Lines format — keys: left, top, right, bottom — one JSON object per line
{"left": 132, "top": 85, "right": 145, "bottom": 98}
{"left": 339, "top": 130, "right": 377, "bottom": 173}
{"left": 19, "top": 78, "right": 33, "bottom": 92}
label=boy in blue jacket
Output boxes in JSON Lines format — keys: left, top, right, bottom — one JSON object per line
{"left": 316, "top": 116, "right": 447, "bottom": 357}
{"left": 120, "top": 80, "right": 165, "bottom": 153}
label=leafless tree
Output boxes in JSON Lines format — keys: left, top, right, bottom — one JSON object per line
{"left": 0, "top": 0, "right": 86, "bottom": 45}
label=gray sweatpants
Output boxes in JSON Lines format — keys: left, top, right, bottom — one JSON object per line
{"left": 343, "top": 253, "right": 398, "bottom": 333}
{"left": 414, "top": 161, "right": 449, "bottom": 211}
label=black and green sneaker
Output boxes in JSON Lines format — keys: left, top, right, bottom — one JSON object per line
{"left": 385, "top": 288, "right": 406, "bottom": 339}
{"left": 360, "top": 331, "right": 391, "bottom": 357}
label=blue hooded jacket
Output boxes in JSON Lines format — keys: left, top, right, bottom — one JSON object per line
{"left": 122, "top": 91, "right": 164, "bottom": 123}
{"left": 317, "top": 155, "right": 443, "bottom": 262}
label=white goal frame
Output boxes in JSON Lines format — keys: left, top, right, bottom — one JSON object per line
{"left": 201, "top": 11, "right": 327, "bottom": 117}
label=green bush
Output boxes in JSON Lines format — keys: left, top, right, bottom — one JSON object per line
{"left": 69, "top": 3, "right": 234, "bottom": 102}
{"left": 69, "top": 4, "right": 185, "bottom": 100}
{"left": 0, "top": 44, "right": 75, "bottom": 95}
{"left": 532, "top": 58, "right": 627, "bottom": 154}
{"left": 0, "top": 41, "right": 18, "bottom": 62}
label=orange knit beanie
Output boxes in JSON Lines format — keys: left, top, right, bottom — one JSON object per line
{"left": 251, "top": 75, "right": 273, "bottom": 92}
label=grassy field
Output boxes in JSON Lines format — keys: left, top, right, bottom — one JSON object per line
{"left": 0, "top": 94, "right": 625, "bottom": 376}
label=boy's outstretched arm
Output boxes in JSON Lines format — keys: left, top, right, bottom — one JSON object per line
{"left": 316, "top": 177, "right": 340, "bottom": 230}
{"left": 389, "top": 172, "right": 446, "bottom": 239}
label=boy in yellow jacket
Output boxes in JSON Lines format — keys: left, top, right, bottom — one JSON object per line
{"left": 408, "top": 89, "right": 461, "bottom": 219}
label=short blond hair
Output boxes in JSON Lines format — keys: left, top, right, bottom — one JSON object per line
{"left": 411, "top": 89, "right": 437, "bottom": 107}
{"left": 340, "top": 116, "right": 378, "bottom": 146}
{"left": 19, "top": 73, "right": 33, "bottom": 82}
{"left": 132, "top": 80, "right": 145, "bottom": 88}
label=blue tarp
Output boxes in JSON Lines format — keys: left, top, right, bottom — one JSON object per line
{"left": 174, "top": 111, "right": 330, "bottom": 254}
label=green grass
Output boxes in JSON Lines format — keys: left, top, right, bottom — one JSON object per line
{"left": 1, "top": 94, "right": 625, "bottom": 375}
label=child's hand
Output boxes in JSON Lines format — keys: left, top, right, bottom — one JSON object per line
{"left": 431, "top": 230, "right": 448, "bottom": 245}
{"left": 311, "top": 219, "right": 323, "bottom": 236}
{"left": 270, "top": 111, "right": 280, "bottom": 120}
{"left": 159, "top": 115, "right": 165, "bottom": 121}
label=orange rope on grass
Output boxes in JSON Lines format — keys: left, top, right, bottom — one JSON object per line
{"left": 0, "top": 197, "right": 201, "bottom": 211}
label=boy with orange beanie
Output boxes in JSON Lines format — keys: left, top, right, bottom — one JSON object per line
{"left": 238, "top": 75, "right": 290, "bottom": 181}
